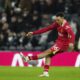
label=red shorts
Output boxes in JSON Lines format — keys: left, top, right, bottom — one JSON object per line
{"left": 50, "top": 40, "right": 69, "bottom": 53}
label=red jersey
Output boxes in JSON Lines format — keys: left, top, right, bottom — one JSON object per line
{"left": 33, "top": 20, "right": 75, "bottom": 44}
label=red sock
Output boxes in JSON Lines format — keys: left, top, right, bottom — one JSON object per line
{"left": 28, "top": 55, "right": 38, "bottom": 60}
{"left": 44, "top": 65, "right": 50, "bottom": 72}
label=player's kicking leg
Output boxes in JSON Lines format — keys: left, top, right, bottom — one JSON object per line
{"left": 20, "top": 49, "right": 52, "bottom": 62}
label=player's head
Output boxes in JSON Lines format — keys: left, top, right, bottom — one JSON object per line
{"left": 55, "top": 12, "right": 64, "bottom": 25}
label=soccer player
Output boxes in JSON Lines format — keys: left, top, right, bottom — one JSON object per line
{"left": 20, "top": 12, "right": 75, "bottom": 77}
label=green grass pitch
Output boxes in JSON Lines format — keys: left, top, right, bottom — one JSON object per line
{"left": 0, "top": 66, "right": 80, "bottom": 80}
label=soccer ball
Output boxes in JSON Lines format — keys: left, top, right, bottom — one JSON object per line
{"left": 28, "top": 60, "right": 38, "bottom": 66}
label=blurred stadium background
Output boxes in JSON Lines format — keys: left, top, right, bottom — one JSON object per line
{"left": 0, "top": 0, "right": 79, "bottom": 51}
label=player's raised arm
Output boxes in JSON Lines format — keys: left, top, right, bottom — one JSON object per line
{"left": 26, "top": 22, "right": 57, "bottom": 37}
{"left": 32, "top": 22, "right": 58, "bottom": 35}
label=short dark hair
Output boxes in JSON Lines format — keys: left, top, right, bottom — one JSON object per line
{"left": 56, "top": 12, "right": 64, "bottom": 18}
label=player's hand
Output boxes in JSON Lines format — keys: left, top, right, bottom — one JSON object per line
{"left": 68, "top": 43, "right": 74, "bottom": 51}
{"left": 26, "top": 32, "right": 33, "bottom": 38}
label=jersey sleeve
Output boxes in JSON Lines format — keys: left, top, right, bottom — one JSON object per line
{"left": 65, "top": 25, "right": 75, "bottom": 43}
{"left": 33, "top": 22, "right": 58, "bottom": 35}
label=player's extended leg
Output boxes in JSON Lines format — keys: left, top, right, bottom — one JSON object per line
{"left": 39, "top": 56, "right": 51, "bottom": 77}
{"left": 20, "top": 42, "right": 61, "bottom": 64}
{"left": 20, "top": 49, "right": 52, "bottom": 61}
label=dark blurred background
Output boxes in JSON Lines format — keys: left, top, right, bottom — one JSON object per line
{"left": 0, "top": 0, "right": 80, "bottom": 51}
